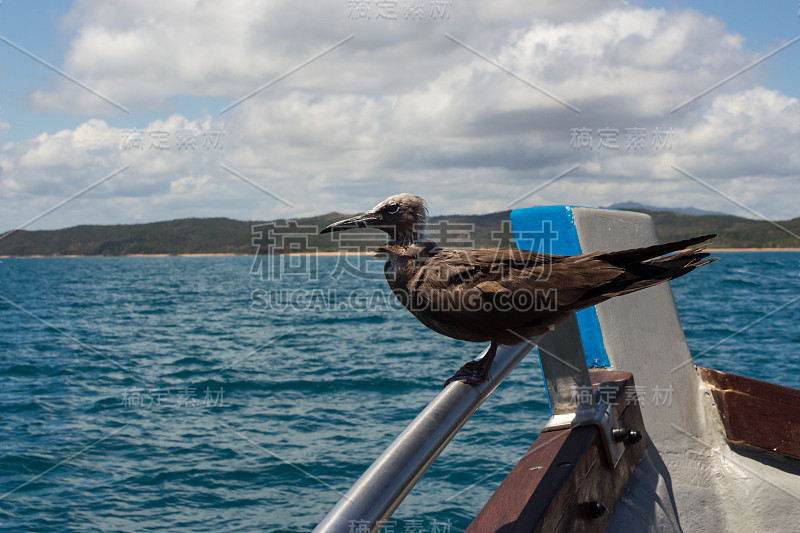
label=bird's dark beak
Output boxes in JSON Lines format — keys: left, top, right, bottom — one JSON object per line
{"left": 320, "top": 211, "right": 381, "bottom": 234}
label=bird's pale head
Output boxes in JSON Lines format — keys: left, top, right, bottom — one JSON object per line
{"left": 320, "top": 193, "right": 427, "bottom": 245}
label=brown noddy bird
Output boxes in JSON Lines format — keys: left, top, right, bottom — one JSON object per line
{"left": 321, "top": 193, "right": 717, "bottom": 386}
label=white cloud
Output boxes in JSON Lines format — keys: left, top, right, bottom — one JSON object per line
{"left": 29, "top": 0, "right": 631, "bottom": 113}
{"left": 2, "top": 2, "right": 799, "bottom": 232}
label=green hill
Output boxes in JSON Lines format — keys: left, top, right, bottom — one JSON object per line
{"left": 637, "top": 210, "right": 800, "bottom": 248}
{"left": 0, "top": 208, "right": 798, "bottom": 256}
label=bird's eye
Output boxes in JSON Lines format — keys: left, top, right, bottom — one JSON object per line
{"left": 386, "top": 203, "right": 401, "bottom": 215}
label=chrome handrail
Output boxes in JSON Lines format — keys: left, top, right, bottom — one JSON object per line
{"left": 312, "top": 336, "right": 542, "bottom": 533}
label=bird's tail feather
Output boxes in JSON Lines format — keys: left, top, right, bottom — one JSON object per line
{"left": 580, "top": 235, "right": 718, "bottom": 305}
{"left": 595, "top": 233, "right": 716, "bottom": 266}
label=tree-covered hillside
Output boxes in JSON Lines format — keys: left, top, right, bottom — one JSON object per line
{"left": 1, "top": 209, "right": 798, "bottom": 256}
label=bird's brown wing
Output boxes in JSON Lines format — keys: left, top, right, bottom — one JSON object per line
{"left": 387, "top": 237, "right": 715, "bottom": 345}
{"left": 408, "top": 247, "right": 564, "bottom": 290}
{"left": 400, "top": 248, "right": 600, "bottom": 343}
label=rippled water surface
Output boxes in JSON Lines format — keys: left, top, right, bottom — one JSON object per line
{"left": 1, "top": 252, "right": 798, "bottom": 531}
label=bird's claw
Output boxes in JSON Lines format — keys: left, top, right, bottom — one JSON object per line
{"left": 444, "top": 360, "right": 491, "bottom": 387}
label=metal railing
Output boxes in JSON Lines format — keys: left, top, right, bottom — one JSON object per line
{"left": 313, "top": 313, "right": 605, "bottom": 532}
{"left": 312, "top": 336, "right": 543, "bottom": 532}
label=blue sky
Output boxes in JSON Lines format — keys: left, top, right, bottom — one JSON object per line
{"left": 0, "top": 1, "right": 74, "bottom": 140}
{"left": 0, "top": 1, "right": 224, "bottom": 141}
{"left": 1, "top": 0, "right": 799, "bottom": 230}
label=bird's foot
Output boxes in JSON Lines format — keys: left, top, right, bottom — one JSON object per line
{"left": 444, "top": 359, "right": 491, "bottom": 387}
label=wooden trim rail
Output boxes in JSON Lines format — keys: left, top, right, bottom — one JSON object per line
{"left": 698, "top": 366, "right": 800, "bottom": 459}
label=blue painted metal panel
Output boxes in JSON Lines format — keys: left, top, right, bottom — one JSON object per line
{"left": 510, "top": 206, "right": 611, "bottom": 369}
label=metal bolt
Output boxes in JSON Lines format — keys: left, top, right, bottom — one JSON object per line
{"left": 586, "top": 501, "right": 607, "bottom": 519}
{"left": 612, "top": 427, "right": 643, "bottom": 444}
{"left": 612, "top": 427, "right": 629, "bottom": 442}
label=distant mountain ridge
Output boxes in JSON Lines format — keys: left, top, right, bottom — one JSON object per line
{"left": 1, "top": 206, "right": 798, "bottom": 256}
{"left": 606, "top": 201, "right": 726, "bottom": 217}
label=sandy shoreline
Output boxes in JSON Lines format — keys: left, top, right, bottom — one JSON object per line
{"left": 0, "top": 251, "right": 369, "bottom": 258}
{"left": 0, "top": 253, "right": 252, "bottom": 258}
{"left": 2, "top": 248, "right": 799, "bottom": 258}
{"left": 707, "top": 248, "right": 800, "bottom": 252}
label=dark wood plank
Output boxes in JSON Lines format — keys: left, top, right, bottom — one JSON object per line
{"left": 465, "top": 428, "right": 597, "bottom": 533}
{"left": 467, "top": 370, "right": 648, "bottom": 532}
{"left": 698, "top": 366, "right": 800, "bottom": 406}
{"left": 699, "top": 367, "right": 800, "bottom": 458}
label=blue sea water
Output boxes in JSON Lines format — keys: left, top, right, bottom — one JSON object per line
{"left": 0, "top": 252, "right": 798, "bottom": 532}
